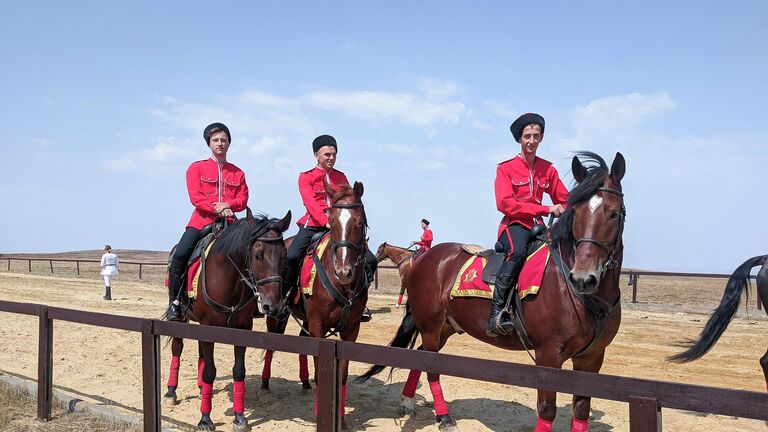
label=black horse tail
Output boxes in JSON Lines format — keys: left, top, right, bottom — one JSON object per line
{"left": 356, "top": 304, "right": 420, "bottom": 382}
{"left": 669, "top": 255, "right": 767, "bottom": 363}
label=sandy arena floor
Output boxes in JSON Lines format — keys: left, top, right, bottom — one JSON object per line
{"left": 0, "top": 261, "right": 766, "bottom": 431}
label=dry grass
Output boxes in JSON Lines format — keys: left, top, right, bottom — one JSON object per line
{"left": 0, "top": 381, "right": 141, "bottom": 432}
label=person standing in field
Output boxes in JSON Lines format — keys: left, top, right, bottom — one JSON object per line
{"left": 100, "top": 245, "right": 119, "bottom": 301}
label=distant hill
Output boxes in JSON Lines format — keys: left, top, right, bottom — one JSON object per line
{"left": 0, "top": 249, "right": 169, "bottom": 262}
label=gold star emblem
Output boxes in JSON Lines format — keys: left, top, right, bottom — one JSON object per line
{"left": 464, "top": 268, "right": 478, "bottom": 284}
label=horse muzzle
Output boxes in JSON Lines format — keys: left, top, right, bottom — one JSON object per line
{"left": 568, "top": 269, "right": 601, "bottom": 294}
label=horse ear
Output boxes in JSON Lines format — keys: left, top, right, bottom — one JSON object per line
{"left": 572, "top": 155, "right": 588, "bottom": 183}
{"left": 353, "top": 181, "right": 364, "bottom": 198}
{"left": 277, "top": 210, "right": 291, "bottom": 232}
{"left": 610, "top": 152, "right": 626, "bottom": 184}
{"left": 246, "top": 207, "right": 255, "bottom": 224}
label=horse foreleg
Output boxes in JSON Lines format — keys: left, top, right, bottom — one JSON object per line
{"left": 198, "top": 342, "right": 205, "bottom": 390}
{"left": 567, "top": 350, "right": 607, "bottom": 432}
{"left": 299, "top": 324, "right": 311, "bottom": 390}
{"left": 261, "top": 316, "right": 288, "bottom": 391}
{"left": 533, "top": 351, "right": 565, "bottom": 431}
{"left": 232, "top": 345, "right": 250, "bottom": 432}
{"left": 197, "top": 341, "right": 216, "bottom": 431}
{"left": 422, "top": 324, "right": 458, "bottom": 432}
{"left": 163, "top": 337, "right": 184, "bottom": 406}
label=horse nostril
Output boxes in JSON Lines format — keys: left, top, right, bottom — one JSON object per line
{"left": 568, "top": 272, "right": 579, "bottom": 286}
{"left": 586, "top": 274, "right": 599, "bottom": 290}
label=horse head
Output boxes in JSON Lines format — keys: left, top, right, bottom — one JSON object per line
{"left": 245, "top": 208, "right": 291, "bottom": 317}
{"left": 375, "top": 242, "right": 388, "bottom": 261}
{"left": 324, "top": 180, "right": 367, "bottom": 285}
{"left": 555, "top": 152, "right": 626, "bottom": 295}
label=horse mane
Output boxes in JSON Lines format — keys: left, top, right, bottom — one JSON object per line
{"left": 332, "top": 183, "right": 357, "bottom": 203}
{"left": 212, "top": 213, "right": 275, "bottom": 257}
{"left": 551, "top": 151, "right": 609, "bottom": 246}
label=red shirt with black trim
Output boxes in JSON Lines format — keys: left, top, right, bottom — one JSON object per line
{"left": 185, "top": 158, "right": 249, "bottom": 230}
{"left": 296, "top": 166, "right": 350, "bottom": 228}
{"left": 495, "top": 154, "right": 569, "bottom": 237}
{"left": 416, "top": 228, "right": 433, "bottom": 251}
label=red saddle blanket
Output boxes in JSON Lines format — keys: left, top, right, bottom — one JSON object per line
{"left": 450, "top": 244, "right": 550, "bottom": 300}
{"left": 299, "top": 234, "right": 332, "bottom": 296}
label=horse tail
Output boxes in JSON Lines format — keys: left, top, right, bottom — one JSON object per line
{"left": 669, "top": 254, "right": 766, "bottom": 362}
{"left": 356, "top": 304, "right": 420, "bottom": 382}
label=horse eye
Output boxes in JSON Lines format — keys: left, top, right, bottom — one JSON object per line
{"left": 609, "top": 211, "right": 619, "bottom": 220}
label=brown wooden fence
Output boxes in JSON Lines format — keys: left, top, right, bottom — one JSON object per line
{"left": 2, "top": 257, "right": 166, "bottom": 279}
{"left": 1, "top": 299, "right": 766, "bottom": 432}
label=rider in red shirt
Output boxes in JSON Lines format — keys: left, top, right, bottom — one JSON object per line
{"left": 166, "top": 123, "right": 249, "bottom": 321}
{"left": 283, "top": 135, "right": 378, "bottom": 321}
{"left": 411, "top": 218, "right": 433, "bottom": 260}
{"left": 487, "top": 113, "right": 569, "bottom": 337}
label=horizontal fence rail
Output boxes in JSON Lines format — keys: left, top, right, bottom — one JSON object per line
{"left": 0, "top": 299, "right": 766, "bottom": 432}
{"left": 1, "top": 256, "right": 166, "bottom": 279}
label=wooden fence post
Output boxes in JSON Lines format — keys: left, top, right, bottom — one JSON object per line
{"left": 374, "top": 268, "right": 378, "bottom": 291}
{"left": 629, "top": 396, "right": 661, "bottom": 431}
{"left": 141, "top": 320, "right": 161, "bottom": 432}
{"left": 49, "top": 260, "right": 54, "bottom": 274}
{"left": 631, "top": 274, "right": 639, "bottom": 303}
{"left": 76, "top": 261, "right": 80, "bottom": 275}
{"left": 139, "top": 264, "right": 143, "bottom": 280}
{"left": 316, "top": 340, "right": 340, "bottom": 432}
{"left": 37, "top": 306, "right": 53, "bottom": 421}
{"left": 7, "top": 258, "right": 10, "bottom": 271}
{"left": 28, "top": 259, "right": 32, "bottom": 272}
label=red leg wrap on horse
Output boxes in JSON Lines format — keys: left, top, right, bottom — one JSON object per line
{"left": 402, "top": 370, "right": 421, "bottom": 398}
{"left": 299, "top": 355, "right": 309, "bottom": 382}
{"left": 233, "top": 381, "right": 245, "bottom": 413}
{"left": 200, "top": 382, "right": 213, "bottom": 414}
{"left": 261, "top": 351, "right": 273, "bottom": 380}
{"left": 341, "top": 384, "right": 347, "bottom": 418}
{"left": 534, "top": 417, "right": 553, "bottom": 432}
{"left": 397, "top": 294, "right": 403, "bottom": 306}
{"left": 197, "top": 358, "right": 205, "bottom": 389}
{"left": 428, "top": 381, "right": 449, "bottom": 416}
{"left": 167, "top": 356, "right": 181, "bottom": 387}
{"left": 571, "top": 417, "right": 589, "bottom": 432}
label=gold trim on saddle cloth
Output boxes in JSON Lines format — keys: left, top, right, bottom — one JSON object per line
{"left": 301, "top": 236, "right": 331, "bottom": 296}
{"left": 190, "top": 241, "right": 215, "bottom": 300}
{"left": 450, "top": 243, "right": 550, "bottom": 300}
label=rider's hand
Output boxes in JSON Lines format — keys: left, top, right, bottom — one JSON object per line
{"left": 549, "top": 204, "right": 565, "bottom": 217}
{"left": 325, "top": 223, "right": 331, "bottom": 229}
{"left": 213, "top": 202, "right": 231, "bottom": 214}
{"left": 220, "top": 208, "right": 234, "bottom": 218}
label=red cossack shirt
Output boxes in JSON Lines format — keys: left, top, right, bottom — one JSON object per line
{"left": 416, "top": 228, "right": 433, "bottom": 251}
{"left": 185, "top": 158, "right": 248, "bottom": 230}
{"left": 296, "top": 166, "right": 350, "bottom": 228}
{"left": 495, "top": 155, "right": 569, "bottom": 237}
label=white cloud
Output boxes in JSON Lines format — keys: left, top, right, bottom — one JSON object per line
{"left": 101, "top": 138, "right": 196, "bottom": 172}
{"left": 571, "top": 92, "right": 676, "bottom": 136}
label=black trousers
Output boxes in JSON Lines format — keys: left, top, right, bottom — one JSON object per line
{"left": 284, "top": 226, "right": 377, "bottom": 289}
{"left": 497, "top": 223, "right": 530, "bottom": 279}
{"left": 172, "top": 227, "right": 202, "bottom": 266}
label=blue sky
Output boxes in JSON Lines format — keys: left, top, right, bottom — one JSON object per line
{"left": 1, "top": 1, "right": 766, "bottom": 272}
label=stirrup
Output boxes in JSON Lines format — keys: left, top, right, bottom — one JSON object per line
{"left": 167, "top": 303, "right": 184, "bottom": 322}
{"left": 360, "top": 308, "right": 372, "bottom": 323}
{"left": 487, "top": 313, "right": 514, "bottom": 337}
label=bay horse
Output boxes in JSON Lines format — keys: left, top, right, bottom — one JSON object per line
{"left": 375, "top": 242, "right": 415, "bottom": 307}
{"left": 162, "top": 209, "right": 291, "bottom": 431}
{"left": 360, "top": 152, "right": 626, "bottom": 432}
{"left": 669, "top": 254, "right": 768, "bottom": 391}
{"left": 261, "top": 181, "right": 370, "bottom": 428}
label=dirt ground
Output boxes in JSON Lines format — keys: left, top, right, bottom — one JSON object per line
{"left": 0, "top": 257, "right": 766, "bottom": 432}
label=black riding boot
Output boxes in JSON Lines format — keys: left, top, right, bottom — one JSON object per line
{"left": 486, "top": 265, "right": 519, "bottom": 337}
{"left": 166, "top": 258, "right": 185, "bottom": 321}
{"left": 103, "top": 286, "right": 112, "bottom": 301}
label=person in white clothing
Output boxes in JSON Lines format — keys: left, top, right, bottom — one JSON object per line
{"left": 100, "top": 245, "right": 119, "bottom": 301}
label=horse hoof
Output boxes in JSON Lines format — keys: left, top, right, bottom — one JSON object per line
{"left": 162, "top": 395, "right": 178, "bottom": 406}
{"left": 198, "top": 413, "right": 215, "bottom": 431}
{"left": 260, "top": 380, "right": 270, "bottom": 391}
{"left": 436, "top": 414, "right": 458, "bottom": 431}
{"left": 398, "top": 396, "right": 415, "bottom": 417}
{"left": 232, "top": 413, "right": 251, "bottom": 432}
{"left": 301, "top": 380, "right": 312, "bottom": 391}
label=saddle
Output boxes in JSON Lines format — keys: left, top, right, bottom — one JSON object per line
{"left": 464, "top": 224, "right": 549, "bottom": 286}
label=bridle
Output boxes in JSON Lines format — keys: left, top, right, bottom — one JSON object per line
{"left": 572, "top": 186, "right": 626, "bottom": 274}
{"left": 329, "top": 202, "right": 368, "bottom": 268}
